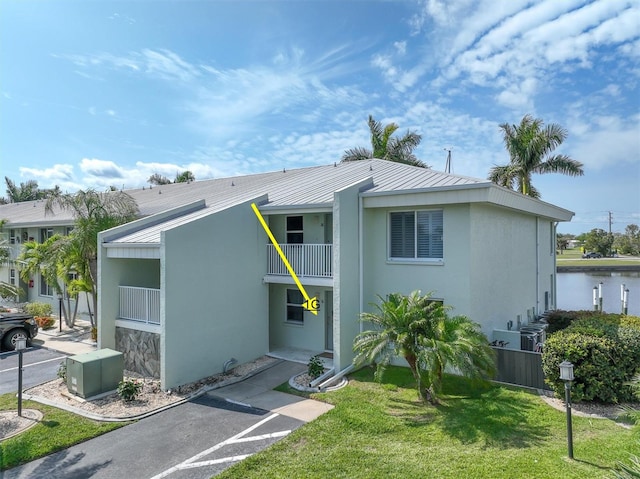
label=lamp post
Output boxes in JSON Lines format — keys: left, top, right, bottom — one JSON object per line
{"left": 623, "top": 288, "right": 629, "bottom": 315}
{"left": 559, "top": 360, "right": 574, "bottom": 459}
{"left": 57, "top": 292, "right": 63, "bottom": 333}
{"left": 16, "top": 338, "right": 27, "bottom": 417}
{"left": 592, "top": 286, "right": 598, "bottom": 311}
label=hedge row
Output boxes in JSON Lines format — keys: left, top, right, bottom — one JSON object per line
{"left": 542, "top": 312, "right": 640, "bottom": 403}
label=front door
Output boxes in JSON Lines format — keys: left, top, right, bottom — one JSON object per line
{"left": 325, "top": 291, "right": 333, "bottom": 351}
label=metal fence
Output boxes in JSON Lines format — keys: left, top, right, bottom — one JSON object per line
{"left": 119, "top": 286, "right": 161, "bottom": 325}
{"left": 267, "top": 244, "right": 333, "bottom": 278}
{"left": 493, "top": 347, "right": 551, "bottom": 390}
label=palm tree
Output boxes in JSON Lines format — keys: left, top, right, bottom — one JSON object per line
{"left": 45, "top": 189, "right": 139, "bottom": 325}
{"left": 18, "top": 236, "right": 74, "bottom": 322}
{"left": 489, "top": 115, "right": 584, "bottom": 198}
{"left": 342, "top": 115, "right": 428, "bottom": 167}
{"left": 353, "top": 290, "right": 495, "bottom": 404}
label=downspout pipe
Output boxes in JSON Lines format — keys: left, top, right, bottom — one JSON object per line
{"left": 317, "top": 364, "right": 354, "bottom": 389}
{"left": 309, "top": 367, "right": 335, "bottom": 388}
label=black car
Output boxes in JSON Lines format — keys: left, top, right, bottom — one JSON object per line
{"left": 582, "top": 252, "right": 603, "bottom": 259}
{"left": 0, "top": 313, "right": 38, "bottom": 351}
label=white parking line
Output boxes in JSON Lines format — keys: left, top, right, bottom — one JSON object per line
{"left": 0, "top": 355, "right": 65, "bottom": 373}
{"left": 149, "top": 413, "right": 291, "bottom": 479}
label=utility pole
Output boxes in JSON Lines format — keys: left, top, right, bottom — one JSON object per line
{"left": 444, "top": 148, "right": 452, "bottom": 174}
{"left": 608, "top": 211, "right": 613, "bottom": 234}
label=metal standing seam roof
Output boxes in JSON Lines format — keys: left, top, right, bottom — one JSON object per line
{"left": 106, "top": 160, "right": 489, "bottom": 244}
{"left": 0, "top": 160, "right": 496, "bottom": 244}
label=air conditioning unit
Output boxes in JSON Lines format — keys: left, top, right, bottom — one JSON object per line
{"left": 66, "top": 348, "right": 124, "bottom": 398}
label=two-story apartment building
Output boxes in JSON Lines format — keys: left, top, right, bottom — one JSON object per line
{"left": 88, "top": 160, "right": 573, "bottom": 390}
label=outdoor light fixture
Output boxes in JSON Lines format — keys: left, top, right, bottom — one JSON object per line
{"left": 559, "top": 360, "right": 574, "bottom": 459}
{"left": 593, "top": 286, "right": 598, "bottom": 311}
{"left": 16, "top": 338, "right": 27, "bottom": 417}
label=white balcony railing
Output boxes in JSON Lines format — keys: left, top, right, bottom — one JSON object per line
{"left": 267, "top": 244, "right": 333, "bottom": 278}
{"left": 119, "top": 286, "right": 161, "bottom": 325}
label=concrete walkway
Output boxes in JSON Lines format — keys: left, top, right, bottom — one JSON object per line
{"left": 30, "top": 317, "right": 96, "bottom": 356}
{"left": 212, "top": 360, "right": 334, "bottom": 422}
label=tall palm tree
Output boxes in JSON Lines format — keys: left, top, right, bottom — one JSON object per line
{"left": 45, "top": 189, "right": 139, "bottom": 324}
{"left": 489, "top": 114, "right": 584, "bottom": 198}
{"left": 353, "top": 290, "right": 495, "bottom": 404}
{"left": 342, "top": 115, "right": 428, "bottom": 167}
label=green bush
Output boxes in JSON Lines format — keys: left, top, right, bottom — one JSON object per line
{"left": 117, "top": 379, "right": 142, "bottom": 402}
{"left": 57, "top": 361, "right": 67, "bottom": 381}
{"left": 23, "top": 302, "right": 53, "bottom": 318}
{"left": 542, "top": 315, "right": 640, "bottom": 403}
{"left": 308, "top": 355, "right": 324, "bottom": 379}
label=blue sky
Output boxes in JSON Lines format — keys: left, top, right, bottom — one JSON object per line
{"left": 1, "top": 0, "right": 638, "bottom": 235}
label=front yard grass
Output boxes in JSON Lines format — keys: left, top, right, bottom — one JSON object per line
{"left": 219, "top": 367, "right": 639, "bottom": 479}
{"left": 0, "top": 394, "right": 127, "bottom": 471}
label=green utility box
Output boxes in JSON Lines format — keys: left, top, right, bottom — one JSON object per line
{"left": 66, "top": 348, "right": 124, "bottom": 398}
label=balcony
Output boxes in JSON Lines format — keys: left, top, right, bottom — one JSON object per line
{"left": 119, "top": 286, "right": 161, "bottom": 325}
{"left": 266, "top": 244, "right": 332, "bottom": 279}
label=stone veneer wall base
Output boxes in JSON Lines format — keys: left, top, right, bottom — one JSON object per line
{"left": 115, "top": 326, "right": 160, "bottom": 378}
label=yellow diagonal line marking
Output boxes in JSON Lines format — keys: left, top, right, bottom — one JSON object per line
{"left": 252, "top": 203, "right": 318, "bottom": 315}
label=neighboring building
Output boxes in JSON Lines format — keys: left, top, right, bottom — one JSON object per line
{"left": 0, "top": 160, "right": 574, "bottom": 389}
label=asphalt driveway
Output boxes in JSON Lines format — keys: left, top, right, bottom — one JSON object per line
{"left": 5, "top": 395, "right": 304, "bottom": 479}
{"left": 5, "top": 360, "right": 332, "bottom": 479}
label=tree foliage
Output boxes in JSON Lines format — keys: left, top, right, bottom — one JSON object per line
{"left": 342, "top": 115, "right": 428, "bottom": 168}
{"left": 174, "top": 170, "right": 195, "bottom": 183}
{"left": 584, "top": 228, "right": 615, "bottom": 256}
{"left": 148, "top": 173, "right": 172, "bottom": 185}
{"left": 614, "top": 224, "right": 640, "bottom": 255}
{"left": 4, "top": 177, "right": 61, "bottom": 203}
{"left": 353, "top": 290, "right": 495, "bottom": 404}
{"left": 489, "top": 115, "right": 584, "bottom": 198}
{"left": 44, "top": 189, "right": 139, "bottom": 326}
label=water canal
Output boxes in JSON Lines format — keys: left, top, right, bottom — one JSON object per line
{"left": 556, "top": 271, "right": 640, "bottom": 316}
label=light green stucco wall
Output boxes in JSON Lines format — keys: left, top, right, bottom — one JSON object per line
{"left": 362, "top": 204, "right": 472, "bottom": 315}
{"left": 269, "top": 283, "right": 330, "bottom": 352}
{"left": 333, "top": 181, "right": 366, "bottom": 371}
{"left": 161, "top": 199, "right": 268, "bottom": 389}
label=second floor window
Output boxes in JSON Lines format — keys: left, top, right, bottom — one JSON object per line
{"left": 389, "top": 210, "right": 443, "bottom": 260}
{"left": 286, "top": 216, "right": 303, "bottom": 244}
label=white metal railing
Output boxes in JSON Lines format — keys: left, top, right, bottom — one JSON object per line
{"left": 267, "top": 243, "right": 333, "bottom": 278}
{"left": 119, "top": 286, "right": 161, "bottom": 325}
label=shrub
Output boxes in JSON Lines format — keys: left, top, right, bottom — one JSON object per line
{"left": 542, "top": 316, "right": 640, "bottom": 403}
{"left": 23, "top": 302, "right": 53, "bottom": 318}
{"left": 57, "top": 361, "right": 67, "bottom": 381}
{"left": 34, "top": 316, "right": 56, "bottom": 329}
{"left": 307, "top": 355, "right": 324, "bottom": 379}
{"left": 117, "top": 378, "right": 142, "bottom": 402}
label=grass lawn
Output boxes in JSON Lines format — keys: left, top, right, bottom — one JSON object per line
{"left": 557, "top": 248, "right": 640, "bottom": 267}
{"left": 0, "top": 393, "right": 127, "bottom": 471}
{"left": 219, "top": 367, "right": 639, "bottom": 479}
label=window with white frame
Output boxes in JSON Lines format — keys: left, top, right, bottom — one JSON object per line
{"left": 9, "top": 230, "right": 16, "bottom": 244}
{"left": 286, "top": 216, "right": 303, "bottom": 244}
{"left": 10, "top": 269, "right": 16, "bottom": 285}
{"left": 389, "top": 210, "right": 443, "bottom": 260}
{"left": 286, "top": 289, "right": 304, "bottom": 324}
